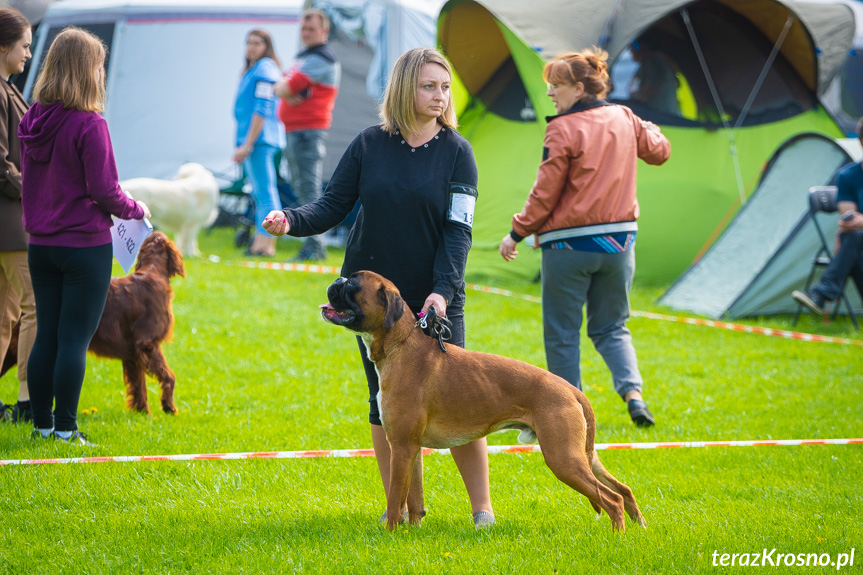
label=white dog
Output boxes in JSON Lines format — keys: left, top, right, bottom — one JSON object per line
{"left": 120, "top": 163, "right": 219, "bottom": 257}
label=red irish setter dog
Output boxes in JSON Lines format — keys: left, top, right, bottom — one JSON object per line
{"left": 1, "top": 231, "right": 185, "bottom": 414}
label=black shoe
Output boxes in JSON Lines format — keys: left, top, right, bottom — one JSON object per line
{"left": 0, "top": 402, "right": 12, "bottom": 423}
{"left": 792, "top": 289, "right": 826, "bottom": 316}
{"left": 11, "top": 401, "right": 31, "bottom": 424}
{"left": 628, "top": 399, "right": 655, "bottom": 427}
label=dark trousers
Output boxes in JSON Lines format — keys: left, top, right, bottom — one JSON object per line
{"left": 358, "top": 307, "right": 465, "bottom": 426}
{"left": 284, "top": 130, "right": 328, "bottom": 258}
{"left": 815, "top": 230, "right": 863, "bottom": 301}
{"left": 27, "top": 243, "right": 113, "bottom": 431}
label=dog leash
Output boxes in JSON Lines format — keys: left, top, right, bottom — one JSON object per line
{"left": 382, "top": 308, "right": 453, "bottom": 358}
{"left": 417, "top": 308, "right": 452, "bottom": 353}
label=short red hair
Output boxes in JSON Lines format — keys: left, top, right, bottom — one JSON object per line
{"left": 543, "top": 46, "right": 610, "bottom": 101}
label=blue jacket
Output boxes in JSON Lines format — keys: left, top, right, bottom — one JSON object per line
{"left": 234, "top": 57, "right": 285, "bottom": 149}
{"left": 836, "top": 161, "right": 863, "bottom": 208}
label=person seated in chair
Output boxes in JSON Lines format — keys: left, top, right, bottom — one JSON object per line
{"left": 628, "top": 41, "right": 679, "bottom": 117}
{"left": 792, "top": 117, "right": 863, "bottom": 316}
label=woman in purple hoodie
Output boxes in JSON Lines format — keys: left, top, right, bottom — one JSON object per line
{"left": 18, "top": 27, "right": 150, "bottom": 445}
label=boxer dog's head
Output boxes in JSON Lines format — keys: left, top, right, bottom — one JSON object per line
{"left": 321, "top": 271, "right": 406, "bottom": 333}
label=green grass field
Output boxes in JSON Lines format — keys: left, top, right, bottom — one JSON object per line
{"left": 1, "top": 227, "right": 861, "bottom": 574}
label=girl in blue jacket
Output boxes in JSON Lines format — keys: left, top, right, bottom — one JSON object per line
{"left": 233, "top": 29, "right": 285, "bottom": 257}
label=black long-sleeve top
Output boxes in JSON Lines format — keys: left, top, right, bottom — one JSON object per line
{"left": 283, "top": 124, "right": 478, "bottom": 310}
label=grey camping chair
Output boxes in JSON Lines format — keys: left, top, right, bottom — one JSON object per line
{"left": 792, "top": 185, "right": 859, "bottom": 329}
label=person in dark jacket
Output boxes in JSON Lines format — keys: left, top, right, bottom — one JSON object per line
{"left": 263, "top": 47, "right": 495, "bottom": 528}
{"left": 0, "top": 7, "right": 35, "bottom": 424}
{"left": 792, "top": 117, "right": 863, "bottom": 316}
{"left": 18, "top": 27, "right": 150, "bottom": 445}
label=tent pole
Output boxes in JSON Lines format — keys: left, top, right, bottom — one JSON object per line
{"left": 598, "top": 0, "right": 627, "bottom": 50}
{"left": 681, "top": 8, "right": 746, "bottom": 205}
{"left": 734, "top": 15, "right": 795, "bottom": 130}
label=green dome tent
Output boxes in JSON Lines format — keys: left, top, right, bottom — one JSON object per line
{"left": 437, "top": 0, "right": 854, "bottom": 283}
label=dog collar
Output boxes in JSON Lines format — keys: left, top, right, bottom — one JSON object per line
{"left": 383, "top": 324, "right": 420, "bottom": 358}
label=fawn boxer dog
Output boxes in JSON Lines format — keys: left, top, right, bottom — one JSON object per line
{"left": 320, "top": 270, "right": 646, "bottom": 532}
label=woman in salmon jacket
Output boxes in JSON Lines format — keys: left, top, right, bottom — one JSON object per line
{"left": 499, "top": 47, "right": 670, "bottom": 428}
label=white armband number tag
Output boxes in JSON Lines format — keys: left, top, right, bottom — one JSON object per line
{"left": 255, "top": 80, "right": 275, "bottom": 100}
{"left": 448, "top": 183, "right": 477, "bottom": 229}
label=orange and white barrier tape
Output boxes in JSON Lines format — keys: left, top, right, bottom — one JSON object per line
{"left": 463, "top": 283, "right": 863, "bottom": 347}
{"left": 234, "top": 262, "right": 863, "bottom": 346}
{"left": 630, "top": 311, "right": 863, "bottom": 346}
{"left": 2, "top": 438, "right": 859, "bottom": 467}
{"left": 240, "top": 260, "right": 342, "bottom": 275}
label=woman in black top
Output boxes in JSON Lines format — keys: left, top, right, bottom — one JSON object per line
{"left": 264, "top": 47, "right": 494, "bottom": 527}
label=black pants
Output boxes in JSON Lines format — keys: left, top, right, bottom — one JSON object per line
{"left": 815, "top": 230, "right": 863, "bottom": 301}
{"left": 27, "top": 243, "right": 113, "bottom": 431}
{"left": 359, "top": 307, "right": 465, "bottom": 426}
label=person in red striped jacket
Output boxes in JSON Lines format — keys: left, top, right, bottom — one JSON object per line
{"left": 275, "top": 9, "right": 341, "bottom": 263}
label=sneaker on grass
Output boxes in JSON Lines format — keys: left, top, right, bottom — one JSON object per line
{"left": 30, "top": 429, "right": 53, "bottom": 440}
{"left": 473, "top": 511, "right": 496, "bottom": 528}
{"left": 52, "top": 430, "right": 95, "bottom": 446}
{"left": 792, "top": 289, "right": 826, "bottom": 316}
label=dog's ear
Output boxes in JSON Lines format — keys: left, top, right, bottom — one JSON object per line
{"left": 167, "top": 238, "right": 186, "bottom": 278}
{"left": 380, "top": 285, "right": 405, "bottom": 329}
{"left": 134, "top": 232, "right": 158, "bottom": 273}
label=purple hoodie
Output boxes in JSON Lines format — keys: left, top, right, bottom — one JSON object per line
{"left": 18, "top": 101, "right": 143, "bottom": 247}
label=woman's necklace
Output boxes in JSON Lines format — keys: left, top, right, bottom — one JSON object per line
{"left": 399, "top": 123, "right": 444, "bottom": 152}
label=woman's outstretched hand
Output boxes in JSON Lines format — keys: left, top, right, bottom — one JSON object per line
{"left": 262, "top": 210, "right": 289, "bottom": 236}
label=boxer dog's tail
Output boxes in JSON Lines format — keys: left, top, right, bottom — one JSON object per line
{"left": 574, "top": 390, "right": 596, "bottom": 456}
{"left": 574, "top": 391, "right": 605, "bottom": 515}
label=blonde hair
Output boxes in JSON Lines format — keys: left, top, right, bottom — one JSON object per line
{"left": 32, "top": 27, "right": 107, "bottom": 112}
{"left": 302, "top": 8, "right": 330, "bottom": 31}
{"left": 543, "top": 46, "right": 610, "bottom": 101}
{"left": 379, "top": 47, "right": 457, "bottom": 135}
